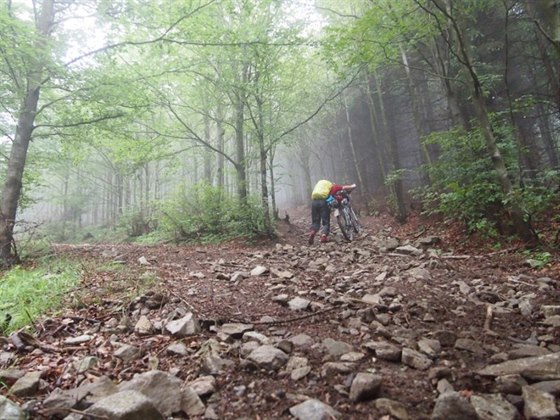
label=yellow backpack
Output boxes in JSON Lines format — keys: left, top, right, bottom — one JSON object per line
{"left": 311, "top": 180, "right": 333, "bottom": 200}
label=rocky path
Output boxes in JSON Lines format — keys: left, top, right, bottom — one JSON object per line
{"left": 1, "top": 213, "right": 559, "bottom": 419}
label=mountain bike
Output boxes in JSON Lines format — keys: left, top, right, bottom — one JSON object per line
{"left": 332, "top": 188, "right": 361, "bottom": 242}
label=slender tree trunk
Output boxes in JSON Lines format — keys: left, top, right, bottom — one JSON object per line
{"left": 216, "top": 105, "right": 225, "bottom": 189}
{"left": 0, "top": 0, "right": 55, "bottom": 265}
{"left": 373, "top": 73, "right": 407, "bottom": 222}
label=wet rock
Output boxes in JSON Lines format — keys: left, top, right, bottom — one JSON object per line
{"left": 470, "top": 393, "right": 520, "bottom": 420}
{"left": 522, "top": 385, "right": 559, "bottom": 419}
{"left": 85, "top": 390, "right": 163, "bottom": 420}
{"left": 0, "top": 395, "right": 24, "bottom": 420}
{"left": 289, "top": 398, "right": 341, "bottom": 419}
{"left": 401, "top": 347, "right": 433, "bottom": 370}
{"left": 165, "top": 312, "right": 201, "bottom": 337}
{"left": 432, "top": 391, "right": 478, "bottom": 420}
{"left": 374, "top": 398, "right": 409, "bottom": 420}
{"left": 114, "top": 344, "right": 142, "bottom": 363}
{"left": 478, "top": 352, "right": 560, "bottom": 381}
{"left": 247, "top": 345, "right": 289, "bottom": 370}
{"left": 349, "top": 372, "right": 382, "bottom": 402}
{"left": 288, "top": 297, "right": 311, "bottom": 311}
{"left": 181, "top": 387, "right": 205, "bottom": 416}
{"left": 9, "top": 371, "right": 41, "bottom": 397}
{"left": 119, "top": 370, "right": 182, "bottom": 416}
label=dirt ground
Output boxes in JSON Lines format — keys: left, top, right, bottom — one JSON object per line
{"left": 1, "top": 207, "right": 559, "bottom": 419}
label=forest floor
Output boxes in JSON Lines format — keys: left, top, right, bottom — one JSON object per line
{"left": 1, "top": 208, "right": 560, "bottom": 419}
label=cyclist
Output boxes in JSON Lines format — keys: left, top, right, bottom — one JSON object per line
{"left": 308, "top": 180, "right": 356, "bottom": 244}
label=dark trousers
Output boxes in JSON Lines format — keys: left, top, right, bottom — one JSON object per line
{"left": 311, "top": 199, "right": 331, "bottom": 235}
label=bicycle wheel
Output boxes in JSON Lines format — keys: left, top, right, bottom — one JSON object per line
{"left": 337, "top": 207, "right": 354, "bottom": 241}
{"left": 349, "top": 206, "right": 361, "bottom": 234}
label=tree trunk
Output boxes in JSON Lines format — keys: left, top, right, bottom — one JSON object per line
{"left": 0, "top": 0, "right": 55, "bottom": 265}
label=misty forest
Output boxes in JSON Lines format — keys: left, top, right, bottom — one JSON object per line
{"left": 1, "top": 0, "right": 560, "bottom": 419}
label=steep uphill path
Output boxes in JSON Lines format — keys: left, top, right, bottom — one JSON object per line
{"left": 1, "top": 210, "right": 559, "bottom": 419}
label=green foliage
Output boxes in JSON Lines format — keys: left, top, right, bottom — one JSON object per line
{"left": 416, "top": 125, "right": 513, "bottom": 235}
{"left": 0, "top": 260, "right": 80, "bottom": 334}
{"left": 156, "top": 182, "right": 267, "bottom": 243}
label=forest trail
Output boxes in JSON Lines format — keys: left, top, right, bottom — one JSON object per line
{"left": 1, "top": 210, "right": 559, "bottom": 419}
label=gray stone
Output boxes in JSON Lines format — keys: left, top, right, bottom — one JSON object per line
{"left": 431, "top": 391, "right": 478, "bottom": 420}
{"left": 64, "top": 334, "right": 93, "bottom": 345}
{"left": 289, "top": 398, "right": 342, "bottom": 420}
{"left": 340, "top": 351, "right": 365, "bottom": 362}
{"left": 418, "top": 338, "right": 441, "bottom": 358}
{"left": 0, "top": 369, "right": 25, "bottom": 387}
{"left": 9, "top": 371, "right": 41, "bottom": 397}
{"left": 119, "top": 370, "right": 182, "bottom": 416}
{"left": 396, "top": 245, "right": 422, "bottom": 256}
{"left": 321, "top": 362, "right": 355, "bottom": 377}
{"left": 243, "top": 331, "right": 269, "bottom": 344}
{"left": 0, "top": 395, "right": 24, "bottom": 420}
{"left": 530, "top": 380, "right": 560, "bottom": 396}
{"left": 361, "top": 293, "right": 383, "bottom": 305}
{"left": 85, "top": 390, "right": 163, "bottom": 419}
{"left": 291, "top": 366, "right": 311, "bottom": 381}
{"left": 478, "top": 352, "right": 560, "bottom": 381}
{"left": 407, "top": 267, "right": 432, "bottom": 280}
{"left": 363, "top": 341, "right": 402, "bottom": 362}
{"left": 181, "top": 387, "right": 205, "bottom": 416}
{"left": 378, "top": 286, "right": 397, "bottom": 297}
{"left": 495, "top": 374, "right": 528, "bottom": 395}
{"left": 433, "top": 330, "right": 457, "bottom": 347}
{"left": 250, "top": 265, "right": 268, "bottom": 276}
{"left": 374, "top": 398, "right": 409, "bottom": 420}
{"left": 247, "top": 345, "right": 289, "bottom": 370}
{"left": 188, "top": 375, "right": 216, "bottom": 397}
{"left": 166, "top": 342, "right": 189, "bottom": 356}
{"left": 349, "top": 372, "right": 382, "bottom": 402}
{"left": 455, "top": 338, "right": 485, "bottom": 355}
{"left": 470, "top": 393, "right": 520, "bottom": 420}
{"left": 321, "top": 338, "right": 353, "bottom": 357}
{"left": 289, "top": 334, "right": 314, "bottom": 347}
{"left": 542, "top": 315, "right": 560, "bottom": 326}
{"left": 76, "top": 356, "right": 98, "bottom": 374}
{"left": 219, "top": 323, "right": 253, "bottom": 338}
{"left": 541, "top": 305, "right": 560, "bottom": 317}
{"left": 114, "top": 344, "right": 142, "bottom": 363}
{"left": 165, "top": 313, "right": 201, "bottom": 337}
{"left": 402, "top": 347, "right": 433, "bottom": 370}
{"left": 522, "top": 385, "right": 559, "bottom": 419}
{"left": 288, "top": 297, "right": 311, "bottom": 311}
{"left": 134, "top": 315, "right": 153, "bottom": 335}
{"left": 508, "top": 344, "right": 550, "bottom": 359}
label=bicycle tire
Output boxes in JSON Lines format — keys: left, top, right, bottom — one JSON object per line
{"left": 337, "top": 207, "right": 354, "bottom": 241}
{"left": 349, "top": 206, "right": 361, "bottom": 234}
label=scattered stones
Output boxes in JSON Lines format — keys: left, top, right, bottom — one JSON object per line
{"left": 114, "top": 343, "right": 142, "bottom": 363}
{"left": 431, "top": 391, "right": 478, "bottom": 420}
{"left": 288, "top": 297, "right": 311, "bottom": 311}
{"left": 478, "top": 353, "right": 560, "bottom": 381}
{"left": 9, "top": 371, "right": 41, "bottom": 397}
{"left": 85, "top": 390, "right": 163, "bottom": 420}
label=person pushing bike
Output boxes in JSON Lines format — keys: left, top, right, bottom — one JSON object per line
{"left": 308, "top": 180, "right": 356, "bottom": 244}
